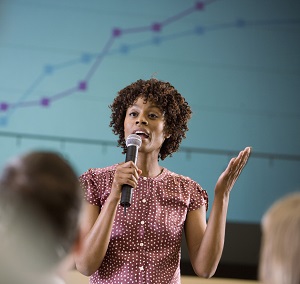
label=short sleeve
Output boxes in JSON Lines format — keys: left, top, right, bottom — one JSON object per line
{"left": 188, "top": 182, "right": 208, "bottom": 212}
{"left": 79, "top": 168, "right": 100, "bottom": 206}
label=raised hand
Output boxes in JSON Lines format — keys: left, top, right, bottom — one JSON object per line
{"left": 215, "top": 147, "right": 251, "bottom": 196}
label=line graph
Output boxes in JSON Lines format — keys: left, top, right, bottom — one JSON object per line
{"left": 1, "top": 0, "right": 300, "bottom": 224}
{"left": 1, "top": 0, "right": 299, "bottom": 126}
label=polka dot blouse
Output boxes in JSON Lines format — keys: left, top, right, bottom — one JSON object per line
{"left": 79, "top": 164, "right": 208, "bottom": 284}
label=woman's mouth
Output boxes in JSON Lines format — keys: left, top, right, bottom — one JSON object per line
{"left": 134, "top": 130, "right": 149, "bottom": 139}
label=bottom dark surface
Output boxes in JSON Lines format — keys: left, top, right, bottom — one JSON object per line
{"left": 180, "top": 221, "right": 261, "bottom": 280}
{"left": 181, "top": 261, "right": 258, "bottom": 280}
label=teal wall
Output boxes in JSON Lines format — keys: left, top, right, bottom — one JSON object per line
{"left": 0, "top": 0, "right": 299, "bottom": 223}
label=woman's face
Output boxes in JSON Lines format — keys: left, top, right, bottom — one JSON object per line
{"left": 124, "top": 97, "right": 168, "bottom": 155}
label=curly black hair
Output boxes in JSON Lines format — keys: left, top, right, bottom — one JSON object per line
{"left": 109, "top": 78, "right": 192, "bottom": 160}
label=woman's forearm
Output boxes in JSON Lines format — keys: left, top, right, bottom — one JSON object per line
{"left": 193, "top": 192, "right": 229, "bottom": 278}
{"left": 75, "top": 195, "right": 119, "bottom": 276}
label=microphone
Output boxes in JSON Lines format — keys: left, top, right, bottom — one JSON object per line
{"left": 120, "top": 134, "right": 142, "bottom": 214}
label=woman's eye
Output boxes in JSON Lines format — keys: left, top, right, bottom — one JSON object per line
{"left": 149, "top": 113, "right": 158, "bottom": 119}
{"left": 129, "top": 112, "right": 138, "bottom": 117}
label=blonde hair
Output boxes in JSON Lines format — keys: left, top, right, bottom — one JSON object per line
{"left": 259, "top": 192, "right": 300, "bottom": 284}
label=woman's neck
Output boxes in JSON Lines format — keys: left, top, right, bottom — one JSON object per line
{"left": 136, "top": 153, "right": 162, "bottom": 178}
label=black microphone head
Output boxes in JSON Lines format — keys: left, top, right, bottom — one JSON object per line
{"left": 126, "top": 134, "right": 142, "bottom": 148}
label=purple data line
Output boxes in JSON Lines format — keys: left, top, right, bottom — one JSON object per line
{"left": 9, "top": 0, "right": 295, "bottom": 119}
{"left": 161, "top": 0, "right": 223, "bottom": 27}
{"left": 9, "top": 86, "right": 79, "bottom": 108}
{"left": 120, "top": 2, "right": 206, "bottom": 33}
{"left": 121, "top": 25, "right": 154, "bottom": 34}
{"left": 161, "top": 5, "right": 200, "bottom": 26}
{"left": 1, "top": 1, "right": 218, "bottom": 117}
{"left": 84, "top": 35, "right": 115, "bottom": 82}
{"left": 50, "top": 86, "right": 80, "bottom": 102}
{"left": 11, "top": 99, "right": 46, "bottom": 108}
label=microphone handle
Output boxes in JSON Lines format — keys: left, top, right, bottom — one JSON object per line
{"left": 120, "top": 145, "right": 138, "bottom": 208}
{"left": 120, "top": 184, "right": 133, "bottom": 208}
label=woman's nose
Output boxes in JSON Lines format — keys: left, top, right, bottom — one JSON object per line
{"left": 135, "top": 117, "right": 148, "bottom": 125}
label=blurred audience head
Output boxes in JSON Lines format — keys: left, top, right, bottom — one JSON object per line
{"left": 259, "top": 192, "right": 300, "bottom": 284}
{"left": 0, "top": 151, "right": 82, "bottom": 283}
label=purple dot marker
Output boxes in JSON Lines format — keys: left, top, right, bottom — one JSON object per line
{"left": 195, "top": 2, "right": 205, "bottom": 10}
{"left": 0, "top": 102, "right": 8, "bottom": 111}
{"left": 78, "top": 81, "right": 87, "bottom": 91}
{"left": 41, "top": 98, "right": 50, "bottom": 106}
{"left": 152, "top": 23, "right": 161, "bottom": 32}
{"left": 112, "top": 28, "right": 122, "bottom": 37}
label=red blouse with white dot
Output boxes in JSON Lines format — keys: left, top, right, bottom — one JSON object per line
{"left": 79, "top": 164, "right": 208, "bottom": 284}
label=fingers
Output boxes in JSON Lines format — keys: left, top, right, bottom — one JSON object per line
{"left": 238, "top": 147, "right": 251, "bottom": 170}
{"left": 221, "top": 147, "right": 251, "bottom": 188}
{"left": 215, "top": 147, "right": 251, "bottom": 196}
{"left": 114, "top": 161, "right": 140, "bottom": 191}
{"left": 230, "top": 147, "right": 251, "bottom": 181}
{"left": 233, "top": 147, "right": 251, "bottom": 173}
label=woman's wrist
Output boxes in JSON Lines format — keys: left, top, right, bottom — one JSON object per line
{"left": 214, "top": 190, "right": 230, "bottom": 202}
{"left": 107, "top": 190, "right": 121, "bottom": 204}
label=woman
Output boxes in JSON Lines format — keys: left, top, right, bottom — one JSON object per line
{"left": 75, "top": 78, "right": 251, "bottom": 283}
